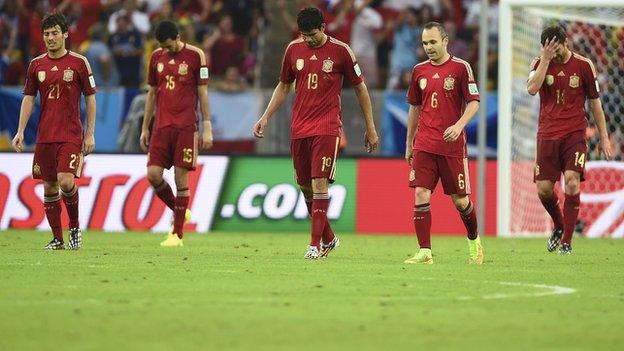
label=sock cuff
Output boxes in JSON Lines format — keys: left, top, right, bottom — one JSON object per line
{"left": 44, "top": 193, "right": 61, "bottom": 202}
{"left": 313, "top": 193, "right": 329, "bottom": 200}
{"left": 61, "top": 186, "right": 77, "bottom": 198}
{"left": 177, "top": 187, "right": 190, "bottom": 197}
{"left": 414, "top": 203, "right": 431, "bottom": 212}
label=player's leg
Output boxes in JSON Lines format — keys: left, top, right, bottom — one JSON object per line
{"left": 404, "top": 151, "right": 437, "bottom": 264}
{"left": 535, "top": 138, "right": 565, "bottom": 252}
{"left": 291, "top": 138, "right": 318, "bottom": 258}
{"left": 147, "top": 128, "right": 175, "bottom": 210}
{"left": 451, "top": 194, "right": 483, "bottom": 264}
{"left": 560, "top": 170, "right": 581, "bottom": 254}
{"left": 171, "top": 166, "right": 190, "bottom": 240}
{"left": 34, "top": 143, "right": 64, "bottom": 249}
{"left": 56, "top": 143, "right": 84, "bottom": 249}
{"left": 300, "top": 183, "right": 337, "bottom": 257}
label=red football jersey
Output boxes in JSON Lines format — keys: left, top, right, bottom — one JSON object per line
{"left": 23, "top": 50, "right": 96, "bottom": 147}
{"left": 148, "top": 43, "right": 209, "bottom": 131}
{"left": 531, "top": 52, "right": 599, "bottom": 139}
{"left": 279, "top": 36, "right": 363, "bottom": 139}
{"left": 406, "top": 56, "right": 480, "bottom": 157}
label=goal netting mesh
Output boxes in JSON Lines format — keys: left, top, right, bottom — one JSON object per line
{"left": 507, "top": 5, "right": 624, "bottom": 237}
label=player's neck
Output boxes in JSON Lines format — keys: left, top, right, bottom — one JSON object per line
{"left": 47, "top": 48, "right": 67, "bottom": 59}
{"left": 430, "top": 52, "right": 451, "bottom": 66}
{"left": 313, "top": 34, "right": 328, "bottom": 49}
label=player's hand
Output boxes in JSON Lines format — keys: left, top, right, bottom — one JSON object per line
{"left": 541, "top": 37, "right": 559, "bottom": 62}
{"left": 405, "top": 146, "right": 413, "bottom": 165}
{"left": 364, "top": 128, "right": 379, "bottom": 153}
{"left": 139, "top": 129, "right": 150, "bottom": 152}
{"left": 200, "top": 130, "right": 213, "bottom": 150}
{"left": 83, "top": 133, "right": 95, "bottom": 155}
{"left": 600, "top": 136, "right": 613, "bottom": 160}
{"left": 253, "top": 117, "right": 268, "bottom": 138}
{"left": 11, "top": 132, "right": 24, "bottom": 152}
{"left": 443, "top": 123, "right": 463, "bottom": 142}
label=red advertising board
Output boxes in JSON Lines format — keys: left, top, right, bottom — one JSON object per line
{"left": 356, "top": 159, "right": 498, "bottom": 235}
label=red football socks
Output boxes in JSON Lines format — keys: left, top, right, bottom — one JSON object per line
{"left": 539, "top": 193, "right": 564, "bottom": 230}
{"left": 44, "top": 193, "right": 63, "bottom": 241}
{"left": 154, "top": 180, "right": 175, "bottom": 210}
{"left": 562, "top": 193, "right": 580, "bottom": 245}
{"left": 459, "top": 201, "right": 478, "bottom": 240}
{"left": 413, "top": 203, "right": 432, "bottom": 249}
{"left": 310, "top": 194, "right": 329, "bottom": 248}
{"left": 61, "top": 185, "right": 79, "bottom": 228}
{"left": 173, "top": 188, "right": 190, "bottom": 239}
{"left": 305, "top": 200, "right": 334, "bottom": 245}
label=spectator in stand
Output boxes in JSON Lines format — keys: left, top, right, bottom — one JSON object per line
{"left": 387, "top": 6, "right": 422, "bottom": 89}
{"left": 83, "top": 24, "right": 120, "bottom": 87}
{"left": 1, "top": 48, "right": 26, "bottom": 85}
{"left": 204, "top": 14, "right": 247, "bottom": 78}
{"left": 350, "top": 0, "right": 383, "bottom": 88}
{"left": 109, "top": 14, "right": 144, "bottom": 87}
{"left": 212, "top": 65, "right": 248, "bottom": 93}
{"left": 57, "top": 0, "right": 103, "bottom": 50}
{"left": 27, "top": 0, "right": 49, "bottom": 57}
{"left": 108, "top": 0, "right": 150, "bottom": 35}
{"left": 444, "top": 19, "right": 469, "bottom": 60}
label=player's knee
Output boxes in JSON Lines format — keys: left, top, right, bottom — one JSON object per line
{"left": 415, "top": 187, "right": 431, "bottom": 204}
{"left": 564, "top": 180, "right": 580, "bottom": 195}
{"left": 452, "top": 196, "right": 469, "bottom": 211}
{"left": 311, "top": 178, "right": 329, "bottom": 193}
{"left": 43, "top": 182, "right": 59, "bottom": 194}
{"left": 57, "top": 175, "right": 74, "bottom": 192}
{"left": 536, "top": 184, "right": 554, "bottom": 198}
{"left": 147, "top": 170, "right": 163, "bottom": 185}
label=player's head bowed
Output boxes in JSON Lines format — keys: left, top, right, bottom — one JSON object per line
{"left": 422, "top": 22, "right": 449, "bottom": 62}
{"left": 155, "top": 20, "right": 181, "bottom": 53}
{"left": 41, "top": 12, "right": 68, "bottom": 52}
{"left": 297, "top": 7, "right": 326, "bottom": 48}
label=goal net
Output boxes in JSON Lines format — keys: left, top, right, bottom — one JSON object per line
{"left": 498, "top": 0, "right": 624, "bottom": 237}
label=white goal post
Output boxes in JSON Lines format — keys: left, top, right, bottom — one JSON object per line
{"left": 498, "top": 0, "right": 624, "bottom": 237}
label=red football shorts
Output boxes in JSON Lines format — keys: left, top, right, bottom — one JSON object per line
{"left": 32, "top": 142, "right": 84, "bottom": 181}
{"left": 409, "top": 150, "right": 471, "bottom": 195}
{"left": 148, "top": 126, "right": 198, "bottom": 170}
{"left": 290, "top": 135, "right": 340, "bottom": 186}
{"left": 534, "top": 131, "right": 587, "bottom": 182}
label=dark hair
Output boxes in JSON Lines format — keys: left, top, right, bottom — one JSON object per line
{"left": 155, "top": 20, "right": 179, "bottom": 42}
{"left": 41, "top": 12, "right": 68, "bottom": 33}
{"left": 423, "top": 21, "right": 448, "bottom": 39}
{"left": 297, "top": 7, "right": 324, "bottom": 32}
{"left": 541, "top": 25, "right": 566, "bottom": 45}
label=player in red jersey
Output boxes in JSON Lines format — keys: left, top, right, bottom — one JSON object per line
{"left": 11, "top": 12, "right": 96, "bottom": 250}
{"left": 403, "top": 22, "right": 483, "bottom": 265}
{"left": 527, "top": 26, "right": 612, "bottom": 254}
{"left": 253, "top": 7, "right": 379, "bottom": 259}
{"left": 140, "top": 20, "right": 213, "bottom": 247}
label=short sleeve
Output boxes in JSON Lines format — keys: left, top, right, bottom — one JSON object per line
{"left": 582, "top": 59, "right": 600, "bottom": 99}
{"left": 279, "top": 44, "right": 295, "bottom": 84}
{"left": 148, "top": 52, "right": 158, "bottom": 87}
{"left": 460, "top": 61, "right": 480, "bottom": 102}
{"left": 80, "top": 57, "right": 96, "bottom": 95}
{"left": 406, "top": 67, "right": 421, "bottom": 106}
{"left": 195, "top": 48, "right": 209, "bottom": 85}
{"left": 341, "top": 44, "right": 364, "bottom": 86}
{"left": 23, "top": 61, "right": 38, "bottom": 96}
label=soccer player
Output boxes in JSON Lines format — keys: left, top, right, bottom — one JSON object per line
{"left": 253, "top": 7, "right": 379, "bottom": 259}
{"left": 140, "top": 20, "right": 213, "bottom": 247}
{"left": 527, "top": 26, "right": 612, "bottom": 254}
{"left": 403, "top": 22, "right": 483, "bottom": 265}
{"left": 11, "top": 12, "right": 96, "bottom": 250}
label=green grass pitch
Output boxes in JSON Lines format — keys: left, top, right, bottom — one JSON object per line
{"left": 1, "top": 230, "right": 623, "bottom": 351}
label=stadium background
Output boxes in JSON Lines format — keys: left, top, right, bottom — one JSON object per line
{"left": 0, "top": 0, "right": 622, "bottom": 237}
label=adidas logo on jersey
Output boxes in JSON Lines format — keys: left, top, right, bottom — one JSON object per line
{"left": 558, "top": 71, "right": 565, "bottom": 76}
{"left": 432, "top": 73, "right": 440, "bottom": 79}
{"left": 51, "top": 66, "right": 58, "bottom": 71}
{"left": 310, "top": 54, "right": 317, "bottom": 60}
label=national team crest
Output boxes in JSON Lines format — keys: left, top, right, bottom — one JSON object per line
{"left": 37, "top": 71, "right": 46, "bottom": 82}
{"left": 569, "top": 75, "right": 579, "bottom": 88}
{"left": 157, "top": 62, "right": 164, "bottom": 73}
{"left": 546, "top": 75, "right": 554, "bottom": 86}
{"left": 178, "top": 63, "right": 188, "bottom": 75}
{"left": 322, "top": 59, "right": 333, "bottom": 73}
{"left": 33, "top": 163, "right": 41, "bottom": 176}
{"left": 63, "top": 69, "right": 74, "bottom": 82}
{"left": 443, "top": 76, "right": 454, "bottom": 90}
{"left": 419, "top": 78, "right": 427, "bottom": 90}
{"left": 296, "top": 59, "right": 304, "bottom": 71}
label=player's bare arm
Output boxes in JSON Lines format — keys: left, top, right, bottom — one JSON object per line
{"left": 589, "top": 98, "right": 612, "bottom": 159}
{"left": 11, "top": 95, "right": 36, "bottom": 152}
{"left": 405, "top": 104, "right": 420, "bottom": 164}
{"left": 352, "top": 82, "right": 379, "bottom": 152}
{"left": 443, "top": 100, "right": 479, "bottom": 142}
{"left": 197, "top": 85, "right": 213, "bottom": 150}
{"left": 140, "top": 86, "right": 157, "bottom": 152}
{"left": 83, "top": 94, "right": 96, "bottom": 155}
{"left": 527, "top": 37, "right": 558, "bottom": 95}
{"left": 253, "top": 81, "right": 291, "bottom": 138}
